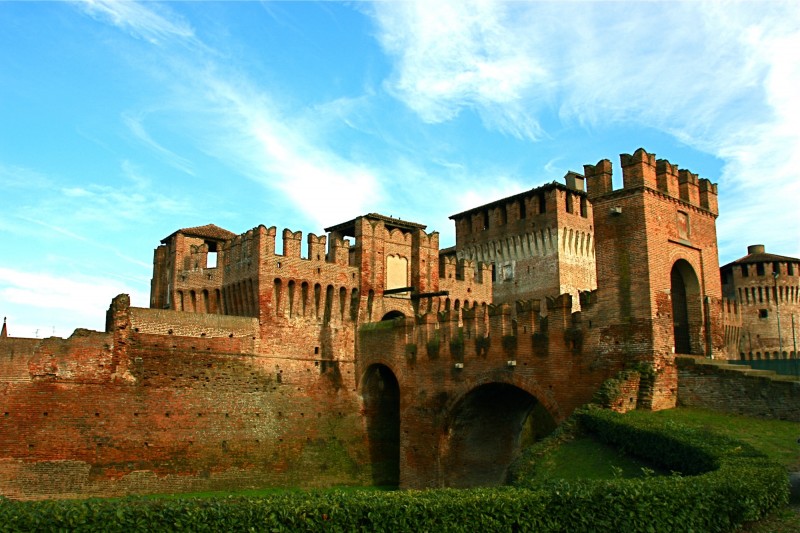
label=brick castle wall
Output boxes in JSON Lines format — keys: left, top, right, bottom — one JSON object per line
{"left": 677, "top": 356, "right": 800, "bottom": 422}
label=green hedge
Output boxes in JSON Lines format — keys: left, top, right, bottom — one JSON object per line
{"left": 0, "top": 408, "right": 789, "bottom": 532}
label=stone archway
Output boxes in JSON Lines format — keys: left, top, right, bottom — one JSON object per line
{"left": 361, "top": 364, "right": 400, "bottom": 487}
{"left": 381, "top": 311, "right": 405, "bottom": 321}
{"left": 439, "top": 383, "right": 556, "bottom": 488}
{"left": 671, "top": 259, "right": 702, "bottom": 355}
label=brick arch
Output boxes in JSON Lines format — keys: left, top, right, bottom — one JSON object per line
{"left": 671, "top": 258, "right": 703, "bottom": 355}
{"left": 360, "top": 363, "right": 400, "bottom": 487}
{"left": 444, "top": 373, "right": 563, "bottom": 424}
{"left": 372, "top": 298, "right": 415, "bottom": 324}
{"left": 436, "top": 375, "right": 561, "bottom": 488}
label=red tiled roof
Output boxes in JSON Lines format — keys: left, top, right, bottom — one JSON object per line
{"left": 161, "top": 224, "right": 237, "bottom": 243}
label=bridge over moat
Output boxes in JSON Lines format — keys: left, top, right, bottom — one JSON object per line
{"left": 356, "top": 296, "right": 626, "bottom": 489}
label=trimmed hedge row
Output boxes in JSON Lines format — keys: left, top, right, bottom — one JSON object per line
{"left": 0, "top": 408, "right": 789, "bottom": 532}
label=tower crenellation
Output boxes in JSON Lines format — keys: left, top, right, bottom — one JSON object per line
{"left": 620, "top": 147, "right": 658, "bottom": 190}
{"left": 656, "top": 158, "right": 679, "bottom": 197}
{"left": 678, "top": 169, "right": 700, "bottom": 206}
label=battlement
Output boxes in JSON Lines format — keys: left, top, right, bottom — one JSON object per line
{"left": 439, "top": 256, "right": 489, "bottom": 282}
{"left": 584, "top": 148, "right": 717, "bottom": 215}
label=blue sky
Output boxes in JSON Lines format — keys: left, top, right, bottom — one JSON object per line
{"left": 1, "top": 1, "right": 798, "bottom": 338}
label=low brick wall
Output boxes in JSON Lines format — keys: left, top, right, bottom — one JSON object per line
{"left": 676, "top": 355, "right": 800, "bottom": 422}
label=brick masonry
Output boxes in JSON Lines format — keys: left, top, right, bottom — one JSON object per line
{"left": 677, "top": 355, "right": 800, "bottom": 422}
{"left": 2, "top": 147, "right": 765, "bottom": 498}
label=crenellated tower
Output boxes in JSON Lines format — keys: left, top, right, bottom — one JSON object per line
{"left": 449, "top": 174, "right": 596, "bottom": 312}
{"left": 584, "top": 148, "right": 722, "bottom": 409}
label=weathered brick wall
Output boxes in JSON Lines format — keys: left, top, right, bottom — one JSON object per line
{"left": 130, "top": 308, "right": 258, "bottom": 339}
{"left": 677, "top": 355, "right": 800, "bottom": 421}
{"left": 584, "top": 148, "right": 722, "bottom": 410}
{"left": 0, "top": 302, "right": 370, "bottom": 500}
{"left": 357, "top": 296, "right": 626, "bottom": 489}
{"left": 0, "top": 338, "right": 37, "bottom": 383}
{"left": 451, "top": 184, "right": 596, "bottom": 312}
{"left": 0, "top": 349, "right": 369, "bottom": 499}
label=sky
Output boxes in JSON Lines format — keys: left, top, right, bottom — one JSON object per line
{"left": 1, "top": 1, "right": 799, "bottom": 338}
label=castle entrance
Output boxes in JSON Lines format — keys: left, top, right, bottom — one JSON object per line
{"left": 439, "top": 383, "right": 555, "bottom": 488}
{"left": 362, "top": 364, "right": 400, "bottom": 487}
{"left": 671, "top": 260, "right": 702, "bottom": 354}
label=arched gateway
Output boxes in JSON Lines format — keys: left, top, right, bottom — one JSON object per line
{"left": 670, "top": 259, "right": 703, "bottom": 355}
{"left": 361, "top": 364, "right": 400, "bottom": 487}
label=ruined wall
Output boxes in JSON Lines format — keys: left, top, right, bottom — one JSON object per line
{"left": 0, "top": 298, "right": 370, "bottom": 500}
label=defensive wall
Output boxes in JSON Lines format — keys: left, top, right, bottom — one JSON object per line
{"left": 0, "top": 295, "right": 370, "bottom": 500}
{"left": 2, "top": 147, "right": 771, "bottom": 499}
{"left": 677, "top": 355, "right": 800, "bottom": 422}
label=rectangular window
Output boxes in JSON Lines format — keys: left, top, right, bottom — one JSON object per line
{"left": 757, "top": 263, "right": 765, "bottom": 276}
{"left": 676, "top": 211, "right": 689, "bottom": 240}
{"left": 741, "top": 264, "right": 749, "bottom": 277}
{"left": 758, "top": 309, "right": 768, "bottom": 319}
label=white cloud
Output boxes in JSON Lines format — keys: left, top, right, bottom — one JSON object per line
{"left": 372, "top": 1, "right": 548, "bottom": 140}
{"left": 0, "top": 267, "right": 149, "bottom": 337}
{"left": 74, "top": 0, "right": 197, "bottom": 46}
{"left": 370, "top": 1, "right": 800, "bottom": 261}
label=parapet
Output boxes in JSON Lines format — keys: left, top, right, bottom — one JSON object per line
{"left": 584, "top": 148, "right": 718, "bottom": 214}
{"left": 584, "top": 159, "right": 613, "bottom": 199}
{"left": 620, "top": 148, "right": 657, "bottom": 190}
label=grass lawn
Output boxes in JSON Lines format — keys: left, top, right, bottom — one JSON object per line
{"left": 523, "top": 435, "right": 667, "bottom": 482}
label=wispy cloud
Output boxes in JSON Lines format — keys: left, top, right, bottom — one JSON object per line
{"left": 371, "top": 1, "right": 548, "bottom": 141}
{"left": 122, "top": 111, "right": 195, "bottom": 175}
{"left": 73, "top": 0, "right": 197, "bottom": 46}
{"left": 72, "top": 1, "right": 387, "bottom": 231}
{"left": 370, "top": 1, "right": 800, "bottom": 260}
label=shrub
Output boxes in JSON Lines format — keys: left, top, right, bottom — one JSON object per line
{"left": 0, "top": 409, "right": 787, "bottom": 532}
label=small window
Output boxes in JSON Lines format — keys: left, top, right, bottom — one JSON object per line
{"left": 502, "top": 264, "right": 513, "bottom": 282}
{"left": 756, "top": 263, "right": 765, "bottom": 276}
{"left": 676, "top": 211, "right": 689, "bottom": 240}
{"left": 741, "top": 264, "right": 749, "bottom": 278}
{"left": 758, "top": 309, "right": 768, "bottom": 319}
{"left": 773, "top": 262, "right": 781, "bottom": 276}
{"left": 788, "top": 263, "right": 795, "bottom": 276}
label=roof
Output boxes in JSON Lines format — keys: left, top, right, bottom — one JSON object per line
{"left": 721, "top": 251, "right": 800, "bottom": 270}
{"left": 325, "top": 213, "right": 427, "bottom": 236}
{"left": 449, "top": 181, "right": 581, "bottom": 220}
{"left": 161, "top": 224, "right": 237, "bottom": 244}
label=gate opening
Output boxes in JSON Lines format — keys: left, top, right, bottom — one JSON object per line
{"left": 362, "top": 364, "right": 400, "bottom": 487}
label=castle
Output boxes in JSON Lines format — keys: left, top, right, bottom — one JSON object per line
{"left": 721, "top": 245, "right": 800, "bottom": 360}
{"left": 0, "top": 147, "right": 760, "bottom": 498}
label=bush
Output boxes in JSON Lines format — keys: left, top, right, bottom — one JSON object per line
{"left": 0, "top": 409, "right": 788, "bottom": 532}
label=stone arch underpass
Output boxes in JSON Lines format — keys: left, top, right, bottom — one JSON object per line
{"left": 437, "top": 381, "right": 559, "bottom": 488}
{"left": 359, "top": 360, "right": 563, "bottom": 489}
